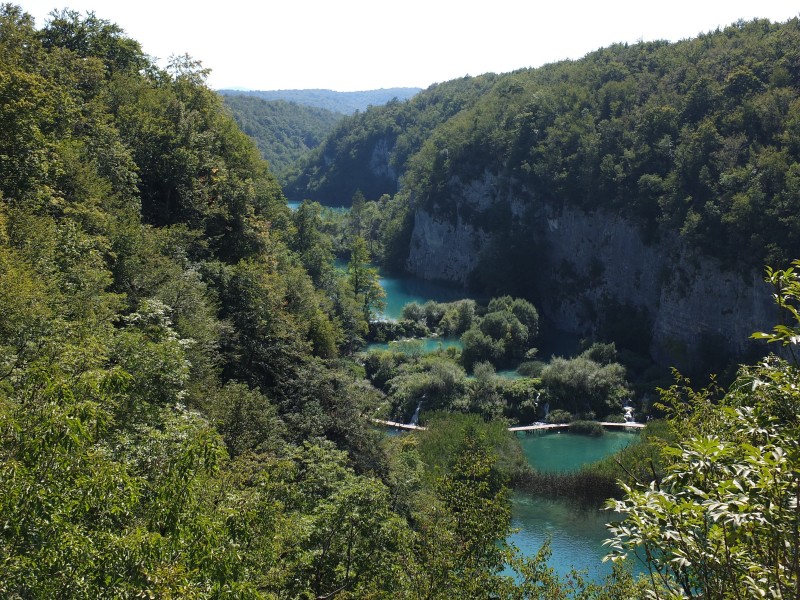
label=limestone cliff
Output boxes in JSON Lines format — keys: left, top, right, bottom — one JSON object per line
{"left": 406, "top": 181, "right": 777, "bottom": 367}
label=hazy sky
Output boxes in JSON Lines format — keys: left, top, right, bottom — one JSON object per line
{"left": 18, "top": 1, "right": 800, "bottom": 92}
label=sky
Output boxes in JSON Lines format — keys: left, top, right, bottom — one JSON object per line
{"left": 17, "top": 1, "right": 800, "bottom": 92}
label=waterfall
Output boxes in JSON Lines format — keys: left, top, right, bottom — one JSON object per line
{"left": 409, "top": 401, "right": 423, "bottom": 426}
{"left": 623, "top": 399, "right": 635, "bottom": 423}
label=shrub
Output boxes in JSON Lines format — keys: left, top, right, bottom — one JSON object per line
{"left": 517, "top": 360, "right": 545, "bottom": 377}
{"left": 568, "top": 420, "right": 604, "bottom": 436}
{"left": 545, "top": 409, "right": 572, "bottom": 424}
{"left": 604, "top": 413, "right": 627, "bottom": 423}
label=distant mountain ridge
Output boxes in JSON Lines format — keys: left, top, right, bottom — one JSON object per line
{"left": 218, "top": 88, "right": 422, "bottom": 115}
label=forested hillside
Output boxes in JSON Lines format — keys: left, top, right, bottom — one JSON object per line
{"left": 219, "top": 87, "right": 421, "bottom": 115}
{"left": 221, "top": 94, "right": 342, "bottom": 182}
{"left": 283, "top": 75, "right": 499, "bottom": 203}
{"left": 288, "top": 18, "right": 800, "bottom": 369}
{"left": 291, "top": 19, "right": 800, "bottom": 270}
{"left": 0, "top": 6, "right": 549, "bottom": 597}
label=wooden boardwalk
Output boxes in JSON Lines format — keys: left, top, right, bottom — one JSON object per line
{"left": 509, "top": 421, "right": 645, "bottom": 432}
{"left": 372, "top": 419, "right": 427, "bottom": 431}
{"left": 374, "top": 419, "right": 645, "bottom": 432}
{"left": 507, "top": 423, "right": 569, "bottom": 432}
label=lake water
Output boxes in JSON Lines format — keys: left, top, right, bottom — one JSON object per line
{"left": 365, "top": 271, "right": 470, "bottom": 352}
{"left": 509, "top": 431, "right": 641, "bottom": 582}
{"left": 336, "top": 260, "right": 469, "bottom": 322}
{"left": 378, "top": 272, "right": 471, "bottom": 321}
{"left": 518, "top": 430, "right": 637, "bottom": 473}
{"left": 366, "top": 337, "right": 463, "bottom": 353}
{"left": 288, "top": 200, "right": 348, "bottom": 213}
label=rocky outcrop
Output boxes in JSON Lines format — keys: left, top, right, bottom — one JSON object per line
{"left": 368, "top": 138, "right": 397, "bottom": 183}
{"left": 407, "top": 207, "right": 489, "bottom": 284}
{"left": 406, "top": 182, "right": 778, "bottom": 367}
{"left": 533, "top": 205, "right": 776, "bottom": 366}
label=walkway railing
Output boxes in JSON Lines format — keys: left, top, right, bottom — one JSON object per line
{"left": 373, "top": 419, "right": 645, "bottom": 432}
{"left": 372, "top": 419, "right": 428, "bottom": 431}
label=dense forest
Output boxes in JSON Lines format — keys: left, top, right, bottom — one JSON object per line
{"left": 2, "top": 5, "right": 800, "bottom": 598}
{"left": 221, "top": 95, "right": 343, "bottom": 183}
{"left": 283, "top": 75, "right": 499, "bottom": 203}
{"left": 289, "top": 18, "right": 800, "bottom": 271}
{"left": 219, "top": 87, "right": 421, "bottom": 115}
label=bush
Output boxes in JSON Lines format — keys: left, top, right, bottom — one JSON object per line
{"left": 540, "top": 356, "right": 629, "bottom": 418}
{"left": 568, "top": 420, "right": 605, "bottom": 436}
{"left": 545, "top": 409, "right": 572, "bottom": 424}
{"left": 604, "top": 413, "right": 627, "bottom": 423}
{"left": 438, "top": 300, "right": 476, "bottom": 336}
{"left": 517, "top": 361, "right": 545, "bottom": 378}
{"left": 400, "top": 301, "right": 426, "bottom": 323}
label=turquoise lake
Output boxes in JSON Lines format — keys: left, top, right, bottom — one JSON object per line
{"left": 377, "top": 273, "right": 471, "bottom": 321}
{"left": 509, "top": 431, "right": 641, "bottom": 582}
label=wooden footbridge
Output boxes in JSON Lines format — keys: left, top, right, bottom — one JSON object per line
{"left": 509, "top": 421, "right": 645, "bottom": 432}
{"left": 373, "top": 419, "right": 645, "bottom": 432}
{"left": 372, "top": 419, "right": 428, "bottom": 431}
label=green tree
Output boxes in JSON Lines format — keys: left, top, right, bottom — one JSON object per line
{"left": 406, "top": 427, "right": 517, "bottom": 599}
{"left": 540, "top": 355, "right": 628, "bottom": 418}
{"left": 348, "top": 235, "right": 385, "bottom": 322}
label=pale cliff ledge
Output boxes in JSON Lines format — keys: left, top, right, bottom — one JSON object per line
{"left": 406, "top": 208, "right": 488, "bottom": 285}
{"left": 405, "top": 195, "right": 777, "bottom": 367}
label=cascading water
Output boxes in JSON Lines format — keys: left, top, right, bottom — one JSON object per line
{"left": 623, "top": 399, "right": 635, "bottom": 423}
{"left": 409, "top": 401, "right": 423, "bottom": 426}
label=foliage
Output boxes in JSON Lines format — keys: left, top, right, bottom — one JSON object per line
{"left": 751, "top": 258, "right": 800, "bottom": 363}
{"left": 347, "top": 234, "right": 386, "bottom": 322}
{"left": 540, "top": 353, "right": 630, "bottom": 419}
{"left": 294, "top": 18, "right": 800, "bottom": 278}
{"left": 545, "top": 409, "right": 573, "bottom": 424}
{"left": 417, "top": 412, "right": 529, "bottom": 482}
{"left": 0, "top": 5, "right": 697, "bottom": 598}
{"left": 221, "top": 95, "right": 343, "bottom": 183}
{"left": 607, "top": 359, "right": 800, "bottom": 598}
{"left": 461, "top": 297, "right": 539, "bottom": 370}
{"left": 283, "top": 75, "right": 498, "bottom": 204}
{"left": 606, "top": 264, "right": 800, "bottom": 598}
{"left": 568, "top": 420, "right": 605, "bottom": 436}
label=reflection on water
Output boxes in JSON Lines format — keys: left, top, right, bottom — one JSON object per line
{"left": 512, "top": 431, "right": 643, "bottom": 582}
{"left": 518, "top": 430, "right": 638, "bottom": 473}
{"left": 509, "top": 493, "right": 623, "bottom": 581}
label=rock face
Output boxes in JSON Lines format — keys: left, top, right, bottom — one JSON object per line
{"left": 368, "top": 138, "right": 397, "bottom": 183}
{"left": 406, "top": 182, "right": 778, "bottom": 367}
{"left": 407, "top": 207, "right": 489, "bottom": 285}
